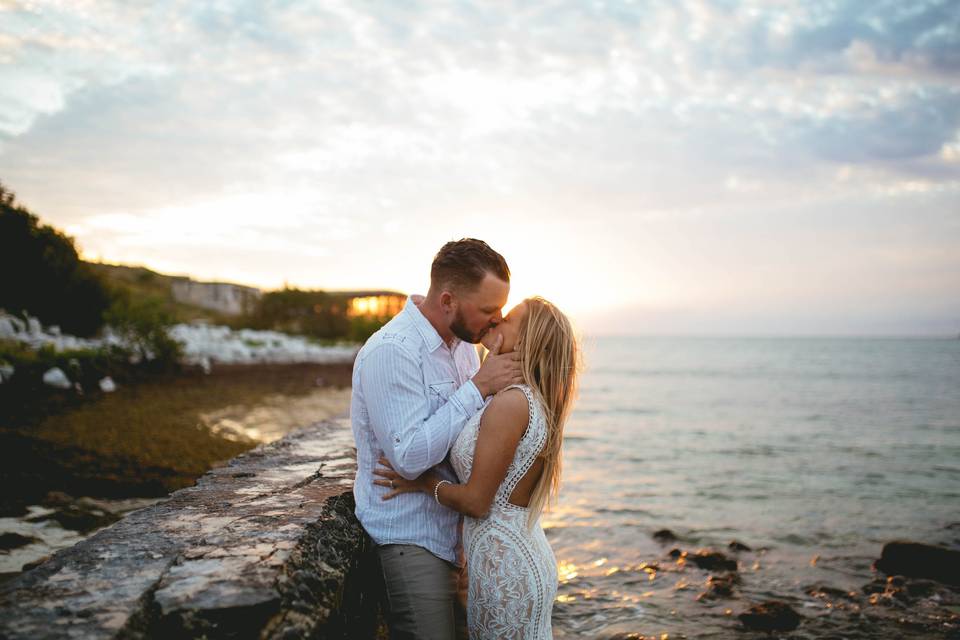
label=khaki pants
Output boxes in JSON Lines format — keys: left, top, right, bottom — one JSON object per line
{"left": 377, "top": 544, "right": 466, "bottom": 640}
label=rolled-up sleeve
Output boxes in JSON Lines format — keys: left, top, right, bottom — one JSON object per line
{"left": 359, "top": 343, "right": 485, "bottom": 479}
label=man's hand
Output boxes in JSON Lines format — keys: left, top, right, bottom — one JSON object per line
{"left": 471, "top": 334, "right": 523, "bottom": 397}
{"left": 373, "top": 457, "right": 435, "bottom": 500}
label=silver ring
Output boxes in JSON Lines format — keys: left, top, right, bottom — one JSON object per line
{"left": 390, "top": 480, "right": 395, "bottom": 489}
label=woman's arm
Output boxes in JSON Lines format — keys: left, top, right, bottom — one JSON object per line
{"left": 374, "top": 388, "right": 529, "bottom": 518}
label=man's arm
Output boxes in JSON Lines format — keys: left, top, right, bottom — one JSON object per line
{"left": 431, "top": 388, "right": 528, "bottom": 517}
{"left": 360, "top": 342, "right": 485, "bottom": 480}
{"left": 372, "top": 389, "right": 530, "bottom": 518}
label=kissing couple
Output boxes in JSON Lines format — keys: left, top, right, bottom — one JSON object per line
{"left": 351, "top": 238, "right": 581, "bottom": 639}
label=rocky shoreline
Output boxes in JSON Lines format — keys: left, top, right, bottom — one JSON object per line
{"left": 1, "top": 362, "right": 354, "bottom": 516}
{"left": 0, "top": 418, "right": 386, "bottom": 639}
{"left": 621, "top": 528, "right": 960, "bottom": 638}
{"left": 2, "top": 411, "right": 957, "bottom": 638}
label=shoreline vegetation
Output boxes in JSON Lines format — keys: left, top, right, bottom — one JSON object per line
{"left": 0, "top": 178, "right": 389, "bottom": 437}
{"left": 0, "top": 181, "right": 369, "bottom": 583}
{"left": 0, "top": 178, "right": 377, "bottom": 512}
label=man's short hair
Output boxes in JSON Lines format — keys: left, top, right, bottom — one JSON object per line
{"left": 430, "top": 238, "right": 510, "bottom": 294}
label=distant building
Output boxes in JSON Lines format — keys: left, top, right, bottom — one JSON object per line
{"left": 170, "top": 278, "right": 262, "bottom": 316}
{"left": 335, "top": 290, "right": 406, "bottom": 319}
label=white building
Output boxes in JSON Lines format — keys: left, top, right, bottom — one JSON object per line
{"left": 170, "top": 278, "right": 262, "bottom": 316}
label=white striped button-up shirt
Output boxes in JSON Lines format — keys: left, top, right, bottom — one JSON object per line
{"left": 351, "top": 296, "right": 485, "bottom": 564}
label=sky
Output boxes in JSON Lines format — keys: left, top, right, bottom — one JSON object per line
{"left": 1, "top": 0, "right": 958, "bottom": 336}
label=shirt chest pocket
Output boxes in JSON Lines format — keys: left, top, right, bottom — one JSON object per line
{"left": 427, "top": 379, "right": 456, "bottom": 410}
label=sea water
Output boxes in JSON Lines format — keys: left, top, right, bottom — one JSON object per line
{"left": 547, "top": 336, "right": 960, "bottom": 638}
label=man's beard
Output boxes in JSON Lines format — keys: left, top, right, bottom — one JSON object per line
{"left": 450, "top": 308, "right": 486, "bottom": 344}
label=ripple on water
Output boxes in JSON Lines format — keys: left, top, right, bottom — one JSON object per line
{"left": 555, "top": 337, "right": 959, "bottom": 637}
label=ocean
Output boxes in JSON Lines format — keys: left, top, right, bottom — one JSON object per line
{"left": 547, "top": 336, "right": 960, "bottom": 638}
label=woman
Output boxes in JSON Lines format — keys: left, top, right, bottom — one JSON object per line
{"left": 374, "top": 296, "right": 580, "bottom": 639}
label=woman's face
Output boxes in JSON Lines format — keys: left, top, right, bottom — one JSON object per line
{"left": 481, "top": 301, "right": 528, "bottom": 353}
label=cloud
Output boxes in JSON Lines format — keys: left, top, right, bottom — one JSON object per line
{"left": 0, "top": 1, "right": 958, "bottom": 334}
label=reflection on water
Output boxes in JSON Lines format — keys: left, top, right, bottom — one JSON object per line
{"left": 199, "top": 388, "right": 352, "bottom": 443}
{"left": 547, "top": 336, "right": 960, "bottom": 638}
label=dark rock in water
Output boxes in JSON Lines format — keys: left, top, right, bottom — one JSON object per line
{"left": 653, "top": 528, "right": 678, "bottom": 543}
{"left": 905, "top": 578, "right": 939, "bottom": 597}
{"left": 862, "top": 579, "right": 886, "bottom": 595}
{"left": 0, "top": 533, "right": 38, "bottom": 552}
{"left": 668, "top": 548, "right": 683, "bottom": 559}
{"left": 860, "top": 573, "right": 956, "bottom": 609}
{"left": 874, "top": 540, "right": 960, "bottom": 586}
{"left": 738, "top": 600, "right": 802, "bottom": 632}
{"left": 689, "top": 550, "right": 738, "bottom": 572}
{"left": 24, "top": 492, "right": 120, "bottom": 534}
{"left": 728, "top": 540, "right": 751, "bottom": 552}
{"left": 696, "top": 572, "right": 740, "bottom": 600}
{"left": 805, "top": 583, "right": 859, "bottom": 601}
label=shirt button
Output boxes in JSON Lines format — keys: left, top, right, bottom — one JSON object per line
{"left": 394, "top": 435, "right": 401, "bottom": 443}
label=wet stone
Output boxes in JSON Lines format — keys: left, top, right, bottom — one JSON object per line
{"left": 0, "top": 533, "right": 39, "bottom": 552}
{"left": 689, "top": 550, "right": 738, "bottom": 572}
{"left": 874, "top": 540, "right": 960, "bottom": 586}
{"left": 20, "top": 555, "right": 50, "bottom": 571}
{"left": 25, "top": 494, "right": 120, "bottom": 534}
{"left": 652, "top": 529, "right": 678, "bottom": 543}
{"left": 738, "top": 600, "right": 802, "bottom": 632}
{"left": 696, "top": 571, "right": 741, "bottom": 601}
{"left": 0, "top": 418, "right": 382, "bottom": 640}
{"left": 806, "top": 583, "right": 860, "bottom": 601}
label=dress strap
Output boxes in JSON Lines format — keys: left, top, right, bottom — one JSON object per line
{"left": 503, "top": 384, "right": 537, "bottom": 435}
{"left": 495, "top": 383, "right": 547, "bottom": 508}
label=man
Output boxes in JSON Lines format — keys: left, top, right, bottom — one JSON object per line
{"left": 351, "top": 238, "right": 522, "bottom": 639}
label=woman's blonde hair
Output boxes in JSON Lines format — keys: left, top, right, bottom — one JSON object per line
{"left": 515, "top": 296, "right": 581, "bottom": 528}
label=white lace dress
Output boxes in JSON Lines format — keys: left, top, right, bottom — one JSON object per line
{"left": 450, "top": 383, "right": 557, "bottom": 640}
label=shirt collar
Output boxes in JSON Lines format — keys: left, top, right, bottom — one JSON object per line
{"left": 404, "top": 295, "right": 457, "bottom": 353}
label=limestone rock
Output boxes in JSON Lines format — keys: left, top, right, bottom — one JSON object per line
{"left": 42, "top": 367, "right": 71, "bottom": 389}
{"left": 0, "top": 418, "right": 382, "bottom": 640}
{"left": 0, "top": 314, "right": 19, "bottom": 339}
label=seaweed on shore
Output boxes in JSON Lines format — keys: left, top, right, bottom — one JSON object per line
{"left": 0, "top": 363, "right": 352, "bottom": 515}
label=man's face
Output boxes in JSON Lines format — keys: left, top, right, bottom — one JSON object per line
{"left": 448, "top": 272, "right": 509, "bottom": 344}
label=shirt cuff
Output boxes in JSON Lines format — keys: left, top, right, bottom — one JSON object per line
{"left": 456, "top": 379, "right": 485, "bottom": 413}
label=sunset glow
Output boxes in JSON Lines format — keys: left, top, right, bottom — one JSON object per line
{"left": 1, "top": 1, "right": 957, "bottom": 335}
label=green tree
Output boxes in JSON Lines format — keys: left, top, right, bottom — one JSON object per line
{"left": 248, "top": 288, "right": 350, "bottom": 339}
{"left": 103, "top": 291, "right": 183, "bottom": 369}
{"left": 0, "top": 181, "right": 112, "bottom": 336}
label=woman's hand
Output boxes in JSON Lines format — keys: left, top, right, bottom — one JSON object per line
{"left": 373, "top": 457, "right": 436, "bottom": 500}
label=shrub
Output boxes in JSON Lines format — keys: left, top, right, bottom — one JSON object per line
{"left": 0, "top": 182, "right": 112, "bottom": 336}
{"left": 104, "top": 293, "right": 183, "bottom": 370}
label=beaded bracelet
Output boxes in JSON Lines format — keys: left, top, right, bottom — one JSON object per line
{"left": 434, "top": 479, "right": 452, "bottom": 504}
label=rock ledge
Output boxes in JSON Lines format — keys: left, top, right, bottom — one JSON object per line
{"left": 0, "top": 418, "right": 381, "bottom": 639}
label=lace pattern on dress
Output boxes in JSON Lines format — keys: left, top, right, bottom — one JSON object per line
{"left": 451, "top": 383, "right": 556, "bottom": 639}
